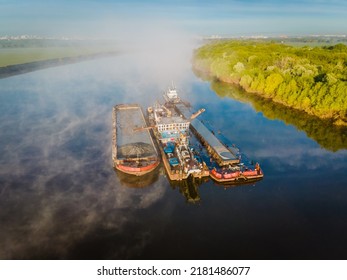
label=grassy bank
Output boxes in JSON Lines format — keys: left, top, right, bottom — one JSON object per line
{"left": 193, "top": 40, "right": 347, "bottom": 126}
{"left": 0, "top": 46, "right": 116, "bottom": 67}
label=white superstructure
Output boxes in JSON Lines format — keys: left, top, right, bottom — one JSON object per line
{"left": 151, "top": 102, "right": 190, "bottom": 143}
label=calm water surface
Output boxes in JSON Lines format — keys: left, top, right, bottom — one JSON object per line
{"left": 1, "top": 55, "right": 347, "bottom": 259}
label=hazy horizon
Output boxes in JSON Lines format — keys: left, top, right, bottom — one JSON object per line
{"left": 1, "top": 0, "right": 346, "bottom": 39}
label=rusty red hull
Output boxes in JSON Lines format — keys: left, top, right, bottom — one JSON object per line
{"left": 112, "top": 104, "right": 160, "bottom": 176}
{"left": 210, "top": 168, "right": 264, "bottom": 183}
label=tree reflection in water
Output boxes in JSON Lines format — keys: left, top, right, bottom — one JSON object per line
{"left": 209, "top": 80, "right": 347, "bottom": 152}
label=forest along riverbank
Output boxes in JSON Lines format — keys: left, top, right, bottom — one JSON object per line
{"left": 192, "top": 40, "right": 347, "bottom": 126}
{"left": 0, "top": 51, "right": 118, "bottom": 79}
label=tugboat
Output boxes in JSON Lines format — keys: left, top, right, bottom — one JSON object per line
{"left": 163, "top": 82, "right": 181, "bottom": 104}
{"left": 112, "top": 104, "right": 160, "bottom": 176}
{"left": 144, "top": 101, "right": 209, "bottom": 181}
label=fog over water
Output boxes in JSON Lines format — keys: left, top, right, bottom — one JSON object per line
{"left": 0, "top": 56, "right": 171, "bottom": 259}
{"left": 1, "top": 25, "right": 347, "bottom": 259}
{"left": 0, "top": 29, "right": 199, "bottom": 259}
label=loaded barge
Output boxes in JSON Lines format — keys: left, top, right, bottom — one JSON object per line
{"left": 164, "top": 85, "right": 264, "bottom": 184}
{"left": 112, "top": 104, "right": 160, "bottom": 176}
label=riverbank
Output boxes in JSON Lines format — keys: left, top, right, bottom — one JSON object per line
{"left": 0, "top": 51, "right": 118, "bottom": 79}
{"left": 193, "top": 40, "right": 347, "bottom": 126}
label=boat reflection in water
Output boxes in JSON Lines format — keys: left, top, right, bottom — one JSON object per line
{"left": 168, "top": 174, "right": 259, "bottom": 204}
{"left": 116, "top": 164, "right": 207, "bottom": 204}
{"left": 168, "top": 175, "right": 209, "bottom": 204}
{"left": 115, "top": 167, "right": 160, "bottom": 188}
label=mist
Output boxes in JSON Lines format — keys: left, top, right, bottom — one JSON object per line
{"left": 0, "top": 46, "right": 189, "bottom": 258}
{"left": 2, "top": 0, "right": 347, "bottom": 261}
{"left": 0, "top": 10, "right": 213, "bottom": 260}
{"left": 0, "top": 9, "right": 205, "bottom": 258}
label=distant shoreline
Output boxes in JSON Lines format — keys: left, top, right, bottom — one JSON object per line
{"left": 0, "top": 51, "right": 118, "bottom": 79}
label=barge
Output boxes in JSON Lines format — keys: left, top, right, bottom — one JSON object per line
{"left": 112, "top": 104, "right": 160, "bottom": 176}
{"left": 145, "top": 100, "right": 209, "bottom": 181}
{"left": 165, "top": 85, "right": 264, "bottom": 184}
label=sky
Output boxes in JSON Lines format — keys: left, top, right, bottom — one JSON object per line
{"left": 0, "top": 0, "right": 346, "bottom": 38}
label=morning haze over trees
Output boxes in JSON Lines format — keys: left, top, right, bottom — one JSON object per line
{"left": 193, "top": 40, "right": 347, "bottom": 126}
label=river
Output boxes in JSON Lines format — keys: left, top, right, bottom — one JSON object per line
{"left": 1, "top": 54, "right": 347, "bottom": 259}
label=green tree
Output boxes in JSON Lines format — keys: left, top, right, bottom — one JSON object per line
{"left": 264, "top": 73, "right": 284, "bottom": 96}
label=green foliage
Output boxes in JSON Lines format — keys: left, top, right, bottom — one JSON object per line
{"left": 240, "top": 74, "right": 252, "bottom": 89}
{"left": 264, "top": 73, "right": 284, "bottom": 96}
{"left": 193, "top": 40, "right": 347, "bottom": 125}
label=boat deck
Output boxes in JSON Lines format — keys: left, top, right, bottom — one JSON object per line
{"left": 114, "top": 104, "right": 158, "bottom": 160}
{"left": 175, "top": 103, "right": 239, "bottom": 166}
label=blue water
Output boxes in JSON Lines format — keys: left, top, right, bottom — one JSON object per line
{"left": 1, "top": 55, "right": 347, "bottom": 259}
